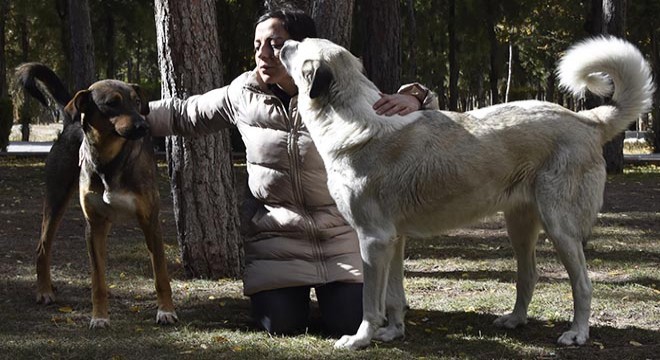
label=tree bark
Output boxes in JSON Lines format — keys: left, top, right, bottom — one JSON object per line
{"left": 153, "top": 0, "right": 243, "bottom": 279}
{"left": 652, "top": 30, "right": 660, "bottom": 153}
{"left": 311, "top": 0, "right": 354, "bottom": 48}
{"left": 264, "top": 0, "right": 311, "bottom": 14}
{"left": 361, "top": 0, "right": 401, "bottom": 94}
{"left": 600, "top": 0, "right": 627, "bottom": 174}
{"left": 486, "top": 0, "right": 499, "bottom": 105}
{"left": 67, "top": 0, "right": 96, "bottom": 89}
{"left": 0, "top": 0, "right": 9, "bottom": 152}
{"left": 448, "top": 0, "right": 459, "bottom": 110}
{"left": 0, "top": 0, "right": 7, "bottom": 99}
{"left": 404, "top": 0, "right": 417, "bottom": 80}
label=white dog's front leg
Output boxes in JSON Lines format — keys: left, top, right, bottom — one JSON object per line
{"left": 335, "top": 230, "right": 397, "bottom": 350}
{"left": 374, "top": 235, "right": 407, "bottom": 342}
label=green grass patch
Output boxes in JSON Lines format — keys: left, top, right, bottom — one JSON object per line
{"left": 0, "top": 158, "right": 658, "bottom": 359}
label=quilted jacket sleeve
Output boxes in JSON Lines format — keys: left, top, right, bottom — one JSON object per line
{"left": 397, "top": 82, "right": 440, "bottom": 111}
{"left": 147, "top": 79, "right": 242, "bottom": 137}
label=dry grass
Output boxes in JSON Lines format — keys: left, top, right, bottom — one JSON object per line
{"left": 0, "top": 157, "right": 658, "bottom": 359}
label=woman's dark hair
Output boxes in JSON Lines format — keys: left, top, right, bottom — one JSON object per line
{"left": 256, "top": 7, "right": 317, "bottom": 41}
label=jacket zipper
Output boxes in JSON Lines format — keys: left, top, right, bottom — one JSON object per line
{"left": 286, "top": 98, "right": 328, "bottom": 283}
{"left": 248, "top": 85, "right": 327, "bottom": 282}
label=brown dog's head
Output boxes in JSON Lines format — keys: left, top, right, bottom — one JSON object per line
{"left": 65, "top": 80, "right": 150, "bottom": 140}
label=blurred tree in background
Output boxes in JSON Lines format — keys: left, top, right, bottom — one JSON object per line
{"left": 0, "top": 0, "right": 657, "bottom": 155}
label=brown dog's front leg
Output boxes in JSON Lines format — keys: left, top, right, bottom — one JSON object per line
{"left": 138, "top": 207, "right": 177, "bottom": 325}
{"left": 85, "top": 218, "right": 111, "bottom": 329}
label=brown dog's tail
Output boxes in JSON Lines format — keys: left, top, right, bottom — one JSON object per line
{"left": 16, "top": 62, "right": 72, "bottom": 109}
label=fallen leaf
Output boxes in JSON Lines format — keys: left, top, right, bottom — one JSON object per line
{"left": 629, "top": 340, "right": 643, "bottom": 347}
{"left": 58, "top": 306, "right": 73, "bottom": 313}
{"left": 213, "top": 336, "right": 229, "bottom": 343}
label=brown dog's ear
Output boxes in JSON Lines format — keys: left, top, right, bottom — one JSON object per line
{"left": 304, "top": 60, "right": 333, "bottom": 99}
{"left": 130, "top": 84, "right": 150, "bottom": 115}
{"left": 64, "top": 90, "right": 91, "bottom": 124}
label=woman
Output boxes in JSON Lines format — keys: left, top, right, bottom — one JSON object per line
{"left": 148, "top": 7, "right": 438, "bottom": 336}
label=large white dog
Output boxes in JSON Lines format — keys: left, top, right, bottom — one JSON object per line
{"left": 280, "top": 37, "right": 654, "bottom": 350}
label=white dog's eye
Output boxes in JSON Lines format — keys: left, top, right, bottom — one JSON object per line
{"left": 302, "top": 60, "right": 317, "bottom": 82}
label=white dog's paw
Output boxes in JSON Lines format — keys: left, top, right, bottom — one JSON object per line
{"left": 89, "top": 317, "right": 110, "bottom": 329}
{"left": 156, "top": 310, "right": 178, "bottom": 325}
{"left": 557, "top": 329, "right": 589, "bottom": 346}
{"left": 373, "top": 323, "right": 405, "bottom": 342}
{"left": 493, "top": 313, "right": 527, "bottom": 329}
{"left": 334, "top": 334, "right": 371, "bottom": 350}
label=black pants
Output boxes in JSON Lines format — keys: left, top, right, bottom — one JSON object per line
{"left": 250, "top": 282, "right": 363, "bottom": 336}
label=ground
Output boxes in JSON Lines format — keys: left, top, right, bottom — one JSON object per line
{"left": 0, "top": 156, "right": 658, "bottom": 359}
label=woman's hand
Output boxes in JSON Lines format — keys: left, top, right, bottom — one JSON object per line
{"left": 372, "top": 93, "right": 422, "bottom": 116}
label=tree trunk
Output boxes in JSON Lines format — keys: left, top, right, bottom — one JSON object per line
{"left": 311, "top": 0, "right": 354, "bottom": 48}
{"left": 404, "top": 0, "right": 417, "bottom": 80}
{"left": 485, "top": 0, "right": 499, "bottom": 105}
{"left": 104, "top": 9, "right": 116, "bottom": 79}
{"left": 55, "top": 0, "right": 71, "bottom": 89}
{"left": 505, "top": 41, "right": 513, "bottom": 103}
{"left": 361, "top": 0, "right": 400, "bottom": 94}
{"left": 67, "top": 0, "right": 96, "bottom": 89}
{"left": 652, "top": 30, "right": 660, "bottom": 153}
{"left": 264, "top": 0, "right": 311, "bottom": 14}
{"left": 19, "top": 9, "right": 30, "bottom": 141}
{"left": 153, "top": 0, "right": 243, "bottom": 279}
{"left": 448, "top": 0, "right": 459, "bottom": 110}
{"left": 0, "top": 0, "right": 9, "bottom": 152}
{"left": 600, "top": 0, "right": 627, "bottom": 174}
{"left": 0, "top": 0, "right": 7, "bottom": 99}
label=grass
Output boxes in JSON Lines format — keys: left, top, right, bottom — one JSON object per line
{"left": 0, "top": 157, "right": 658, "bottom": 359}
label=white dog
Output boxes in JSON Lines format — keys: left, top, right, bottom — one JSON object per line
{"left": 280, "top": 37, "right": 654, "bottom": 350}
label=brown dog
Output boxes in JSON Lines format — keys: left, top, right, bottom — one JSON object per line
{"left": 17, "top": 63, "right": 177, "bottom": 328}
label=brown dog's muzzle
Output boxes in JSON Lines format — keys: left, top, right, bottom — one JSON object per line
{"left": 115, "top": 115, "right": 150, "bottom": 140}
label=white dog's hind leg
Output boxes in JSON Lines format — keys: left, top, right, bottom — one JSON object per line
{"left": 546, "top": 227, "right": 592, "bottom": 345}
{"left": 335, "top": 229, "right": 397, "bottom": 350}
{"left": 494, "top": 205, "right": 541, "bottom": 329}
{"left": 374, "top": 235, "right": 407, "bottom": 342}
{"left": 536, "top": 166, "right": 602, "bottom": 346}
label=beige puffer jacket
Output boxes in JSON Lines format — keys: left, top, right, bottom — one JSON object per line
{"left": 148, "top": 70, "right": 438, "bottom": 296}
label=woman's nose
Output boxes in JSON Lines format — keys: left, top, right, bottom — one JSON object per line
{"left": 257, "top": 43, "right": 274, "bottom": 59}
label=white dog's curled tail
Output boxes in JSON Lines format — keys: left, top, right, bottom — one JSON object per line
{"left": 557, "top": 36, "right": 655, "bottom": 141}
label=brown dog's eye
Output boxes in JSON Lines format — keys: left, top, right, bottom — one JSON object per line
{"left": 105, "top": 96, "right": 121, "bottom": 107}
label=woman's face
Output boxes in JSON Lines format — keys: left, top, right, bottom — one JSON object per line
{"left": 254, "top": 18, "right": 291, "bottom": 85}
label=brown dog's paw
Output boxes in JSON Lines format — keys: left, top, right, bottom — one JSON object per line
{"left": 89, "top": 318, "right": 110, "bottom": 329}
{"left": 156, "top": 310, "right": 178, "bottom": 325}
{"left": 36, "top": 290, "right": 56, "bottom": 305}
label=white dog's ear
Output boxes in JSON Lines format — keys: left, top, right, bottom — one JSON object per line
{"left": 303, "top": 60, "right": 333, "bottom": 99}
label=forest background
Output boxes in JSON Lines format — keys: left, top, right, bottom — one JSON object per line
{"left": 0, "top": 0, "right": 658, "bottom": 153}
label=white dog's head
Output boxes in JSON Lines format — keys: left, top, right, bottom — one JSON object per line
{"left": 280, "top": 38, "right": 368, "bottom": 101}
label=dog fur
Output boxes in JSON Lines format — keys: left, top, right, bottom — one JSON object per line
{"left": 16, "top": 63, "right": 178, "bottom": 328}
{"left": 279, "top": 37, "right": 654, "bottom": 349}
